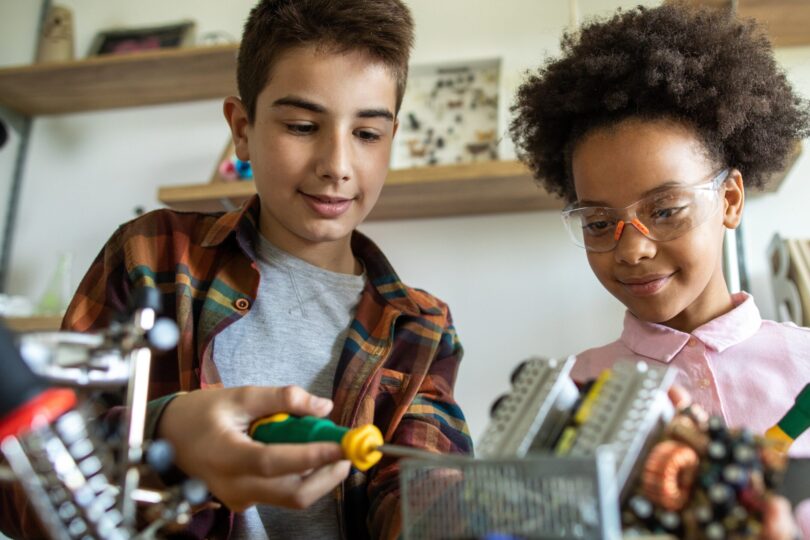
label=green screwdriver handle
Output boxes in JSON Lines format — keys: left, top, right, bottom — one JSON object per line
{"left": 249, "top": 413, "right": 348, "bottom": 444}
{"left": 778, "top": 383, "right": 810, "bottom": 439}
{"left": 248, "top": 413, "right": 385, "bottom": 472}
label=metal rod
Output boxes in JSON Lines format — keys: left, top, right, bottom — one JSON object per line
{"left": 0, "top": 114, "right": 31, "bottom": 292}
{"left": 378, "top": 444, "right": 463, "bottom": 462}
{"left": 0, "top": 0, "right": 52, "bottom": 291}
{"left": 120, "top": 346, "right": 153, "bottom": 527}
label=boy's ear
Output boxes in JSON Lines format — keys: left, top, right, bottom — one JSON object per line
{"left": 722, "top": 169, "right": 745, "bottom": 229}
{"left": 223, "top": 96, "right": 251, "bottom": 161}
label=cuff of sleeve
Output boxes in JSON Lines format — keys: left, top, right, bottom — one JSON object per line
{"left": 144, "top": 392, "right": 185, "bottom": 441}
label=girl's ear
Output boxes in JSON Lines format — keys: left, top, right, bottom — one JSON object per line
{"left": 722, "top": 169, "right": 745, "bottom": 229}
{"left": 223, "top": 96, "right": 251, "bottom": 161}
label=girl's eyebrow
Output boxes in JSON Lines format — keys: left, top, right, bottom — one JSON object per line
{"left": 576, "top": 180, "right": 688, "bottom": 207}
{"left": 271, "top": 95, "right": 393, "bottom": 122}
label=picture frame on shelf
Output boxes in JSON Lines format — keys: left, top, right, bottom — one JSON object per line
{"left": 391, "top": 58, "right": 501, "bottom": 170}
{"left": 87, "top": 20, "right": 196, "bottom": 57}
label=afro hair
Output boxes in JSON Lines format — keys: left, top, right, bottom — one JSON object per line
{"left": 509, "top": 4, "right": 810, "bottom": 202}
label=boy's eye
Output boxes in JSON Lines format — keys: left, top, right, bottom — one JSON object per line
{"left": 285, "top": 123, "right": 317, "bottom": 135}
{"left": 354, "top": 129, "right": 382, "bottom": 142}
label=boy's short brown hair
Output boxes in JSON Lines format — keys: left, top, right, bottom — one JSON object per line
{"left": 237, "top": 0, "right": 414, "bottom": 122}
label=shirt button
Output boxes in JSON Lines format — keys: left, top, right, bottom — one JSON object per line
{"left": 687, "top": 337, "right": 699, "bottom": 347}
{"left": 234, "top": 298, "right": 250, "bottom": 311}
{"left": 698, "top": 378, "right": 711, "bottom": 388}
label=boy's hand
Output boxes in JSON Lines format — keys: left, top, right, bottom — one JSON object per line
{"left": 156, "top": 385, "right": 350, "bottom": 512}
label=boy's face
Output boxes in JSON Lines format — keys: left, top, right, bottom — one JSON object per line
{"left": 225, "top": 45, "right": 398, "bottom": 270}
{"left": 570, "top": 118, "right": 743, "bottom": 333}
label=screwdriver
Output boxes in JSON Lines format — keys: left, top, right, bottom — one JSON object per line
{"left": 249, "top": 414, "right": 448, "bottom": 471}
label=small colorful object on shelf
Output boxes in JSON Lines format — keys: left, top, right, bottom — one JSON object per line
{"left": 217, "top": 153, "right": 252, "bottom": 181}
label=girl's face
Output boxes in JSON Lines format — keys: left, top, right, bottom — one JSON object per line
{"left": 570, "top": 118, "right": 744, "bottom": 333}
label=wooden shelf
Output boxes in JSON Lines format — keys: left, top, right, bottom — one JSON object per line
{"left": 1, "top": 41, "right": 801, "bottom": 221}
{"left": 2, "top": 315, "right": 62, "bottom": 332}
{"left": 158, "top": 139, "right": 801, "bottom": 221}
{"left": 158, "top": 160, "right": 563, "bottom": 221}
{"left": 671, "top": 0, "right": 810, "bottom": 47}
{"left": 0, "top": 44, "right": 239, "bottom": 116}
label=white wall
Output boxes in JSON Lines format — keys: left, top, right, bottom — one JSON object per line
{"left": 0, "top": 0, "right": 808, "bottom": 444}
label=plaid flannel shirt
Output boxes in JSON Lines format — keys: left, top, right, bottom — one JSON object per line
{"left": 0, "top": 195, "right": 472, "bottom": 539}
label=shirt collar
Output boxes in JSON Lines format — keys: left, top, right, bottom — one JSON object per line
{"left": 620, "top": 292, "right": 762, "bottom": 362}
{"left": 200, "top": 194, "right": 436, "bottom": 317}
{"left": 201, "top": 194, "right": 261, "bottom": 253}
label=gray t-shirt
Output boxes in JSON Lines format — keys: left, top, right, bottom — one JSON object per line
{"left": 213, "top": 233, "right": 366, "bottom": 540}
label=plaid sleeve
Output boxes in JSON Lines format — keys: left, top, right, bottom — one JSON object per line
{"left": 63, "top": 225, "right": 184, "bottom": 443}
{"left": 366, "top": 314, "right": 473, "bottom": 539}
{"left": 62, "top": 225, "right": 131, "bottom": 332}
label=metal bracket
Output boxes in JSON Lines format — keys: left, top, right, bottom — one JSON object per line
{"left": 0, "top": 0, "right": 52, "bottom": 292}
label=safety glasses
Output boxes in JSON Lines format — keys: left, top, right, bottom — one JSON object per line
{"left": 561, "top": 169, "right": 731, "bottom": 253}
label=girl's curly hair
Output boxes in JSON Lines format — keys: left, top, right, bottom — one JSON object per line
{"left": 509, "top": 4, "right": 810, "bottom": 202}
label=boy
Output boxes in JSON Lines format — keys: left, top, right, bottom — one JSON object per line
{"left": 0, "top": 1, "right": 471, "bottom": 539}
{"left": 510, "top": 4, "right": 809, "bottom": 537}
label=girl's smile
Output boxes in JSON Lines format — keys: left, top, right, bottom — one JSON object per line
{"left": 617, "top": 272, "right": 674, "bottom": 297}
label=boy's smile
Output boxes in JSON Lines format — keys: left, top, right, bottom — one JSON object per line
{"left": 571, "top": 118, "right": 744, "bottom": 333}
{"left": 224, "top": 44, "right": 398, "bottom": 274}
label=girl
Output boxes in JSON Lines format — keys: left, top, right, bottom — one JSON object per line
{"left": 510, "top": 5, "right": 810, "bottom": 537}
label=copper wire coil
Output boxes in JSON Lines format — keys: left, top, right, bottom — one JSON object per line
{"left": 642, "top": 440, "right": 700, "bottom": 511}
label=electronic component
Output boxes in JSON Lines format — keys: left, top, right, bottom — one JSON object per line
{"left": 561, "top": 360, "right": 676, "bottom": 495}
{"left": 399, "top": 356, "right": 798, "bottom": 539}
{"left": 476, "top": 356, "right": 579, "bottom": 458}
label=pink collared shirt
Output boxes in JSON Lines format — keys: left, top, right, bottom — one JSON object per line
{"left": 573, "top": 292, "right": 810, "bottom": 454}
{"left": 572, "top": 292, "right": 810, "bottom": 535}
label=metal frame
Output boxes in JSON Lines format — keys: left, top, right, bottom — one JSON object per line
{"left": 0, "top": 0, "right": 51, "bottom": 292}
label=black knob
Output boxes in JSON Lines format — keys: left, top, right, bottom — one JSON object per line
{"left": 131, "top": 287, "right": 162, "bottom": 313}
{"left": 489, "top": 394, "right": 509, "bottom": 417}
{"left": 0, "top": 119, "right": 7, "bottom": 150}
{"left": 0, "top": 323, "right": 46, "bottom": 422}
{"left": 509, "top": 360, "right": 529, "bottom": 385}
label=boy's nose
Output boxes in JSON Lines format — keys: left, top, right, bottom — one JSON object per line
{"left": 315, "top": 132, "right": 352, "bottom": 183}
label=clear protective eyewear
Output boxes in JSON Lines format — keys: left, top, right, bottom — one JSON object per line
{"left": 561, "top": 169, "right": 731, "bottom": 253}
